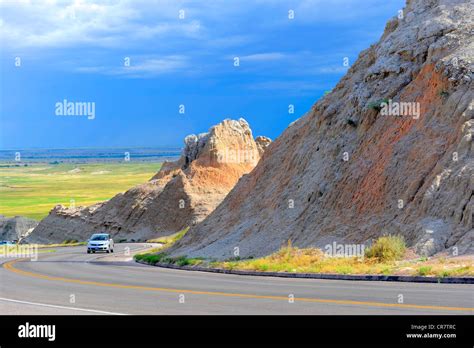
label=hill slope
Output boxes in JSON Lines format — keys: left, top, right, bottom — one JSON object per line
{"left": 0, "top": 215, "right": 38, "bottom": 242}
{"left": 169, "top": 0, "right": 473, "bottom": 260}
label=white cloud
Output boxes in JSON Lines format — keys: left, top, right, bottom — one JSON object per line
{"left": 229, "top": 51, "right": 350, "bottom": 76}
{"left": 0, "top": 0, "right": 402, "bottom": 50}
{"left": 241, "top": 52, "right": 287, "bottom": 62}
{"left": 0, "top": 0, "right": 403, "bottom": 81}
{"left": 0, "top": 0, "right": 203, "bottom": 49}
{"left": 76, "top": 55, "right": 190, "bottom": 77}
{"left": 115, "top": 55, "right": 189, "bottom": 76}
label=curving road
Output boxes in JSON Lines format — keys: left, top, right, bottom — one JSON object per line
{"left": 1, "top": 243, "right": 473, "bottom": 315}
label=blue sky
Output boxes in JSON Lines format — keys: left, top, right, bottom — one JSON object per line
{"left": 0, "top": 0, "right": 405, "bottom": 150}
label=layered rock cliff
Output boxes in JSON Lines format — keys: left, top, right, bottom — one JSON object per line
{"left": 0, "top": 215, "right": 38, "bottom": 242}
{"left": 169, "top": 0, "right": 473, "bottom": 259}
{"left": 27, "top": 119, "right": 270, "bottom": 243}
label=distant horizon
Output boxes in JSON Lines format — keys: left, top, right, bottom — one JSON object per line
{"left": 0, "top": 145, "right": 183, "bottom": 152}
{"left": 0, "top": 147, "right": 182, "bottom": 163}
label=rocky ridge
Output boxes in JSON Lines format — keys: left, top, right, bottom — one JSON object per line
{"left": 28, "top": 118, "right": 270, "bottom": 243}
{"left": 0, "top": 215, "right": 38, "bottom": 242}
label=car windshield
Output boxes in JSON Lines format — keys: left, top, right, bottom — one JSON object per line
{"left": 90, "top": 235, "right": 108, "bottom": 241}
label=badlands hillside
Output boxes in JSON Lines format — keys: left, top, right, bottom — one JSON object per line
{"left": 0, "top": 215, "right": 38, "bottom": 243}
{"left": 169, "top": 0, "right": 473, "bottom": 260}
{"left": 28, "top": 119, "right": 270, "bottom": 243}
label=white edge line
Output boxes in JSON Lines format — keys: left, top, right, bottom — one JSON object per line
{"left": 0, "top": 297, "right": 128, "bottom": 315}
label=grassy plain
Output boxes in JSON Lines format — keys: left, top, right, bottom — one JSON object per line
{"left": 0, "top": 162, "right": 161, "bottom": 220}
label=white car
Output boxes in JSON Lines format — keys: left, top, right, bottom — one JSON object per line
{"left": 87, "top": 233, "right": 114, "bottom": 254}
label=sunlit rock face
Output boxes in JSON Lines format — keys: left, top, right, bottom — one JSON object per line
{"left": 169, "top": 0, "right": 474, "bottom": 260}
{"left": 28, "top": 118, "right": 271, "bottom": 243}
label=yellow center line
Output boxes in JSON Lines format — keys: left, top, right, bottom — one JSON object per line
{"left": 4, "top": 259, "right": 473, "bottom": 312}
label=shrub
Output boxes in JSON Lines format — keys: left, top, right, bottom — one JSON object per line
{"left": 141, "top": 254, "right": 164, "bottom": 264}
{"left": 367, "top": 98, "right": 389, "bottom": 111}
{"left": 437, "top": 270, "right": 451, "bottom": 278}
{"left": 134, "top": 252, "right": 166, "bottom": 264}
{"left": 365, "top": 235, "right": 406, "bottom": 262}
{"left": 146, "top": 227, "right": 189, "bottom": 248}
{"left": 439, "top": 90, "right": 449, "bottom": 98}
{"left": 175, "top": 256, "right": 191, "bottom": 267}
{"left": 62, "top": 239, "right": 78, "bottom": 244}
{"left": 135, "top": 252, "right": 204, "bottom": 267}
{"left": 417, "top": 266, "right": 432, "bottom": 276}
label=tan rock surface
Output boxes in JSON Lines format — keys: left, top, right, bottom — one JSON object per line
{"left": 27, "top": 119, "right": 270, "bottom": 243}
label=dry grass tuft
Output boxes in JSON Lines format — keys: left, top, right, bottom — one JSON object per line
{"left": 365, "top": 235, "right": 406, "bottom": 261}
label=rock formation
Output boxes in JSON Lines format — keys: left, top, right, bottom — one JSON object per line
{"left": 27, "top": 119, "right": 270, "bottom": 244}
{"left": 169, "top": 0, "right": 473, "bottom": 260}
{"left": 0, "top": 215, "right": 38, "bottom": 242}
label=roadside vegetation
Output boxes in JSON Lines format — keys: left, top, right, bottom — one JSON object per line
{"left": 135, "top": 234, "right": 473, "bottom": 278}
{"left": 135, "top": 227, "right": 198, "bottom": 264}
{"left": 35, "top": 240, "right": 87, "bottom": 248}
{"left": 212, "top": 237, "right": 472, "bottom": 278}
{"left": 135, "top": 252, "right": 204, "bottom": 267}
{"left": 0, "top": 239, "right": 86, "bottom": 255}
{"left": 0, "top": 245, "right": 56, "bottom": 255}
{"left": 146, "top": 227, "right": 189, "bottom": 248}
{"left": 364, "top": 235, "right": 406, "bottom": 261}
{"left": 0, "top": 162, "right": 162, "bottom": 220}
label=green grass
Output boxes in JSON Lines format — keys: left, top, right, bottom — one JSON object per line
{"left": 134, "top": 236, "right": 473, "bottom": 277}
{"left": 135, "top": 227, "right": 196, "bottom": 265}
{"left": 134, "top": 252, "right": 204, "bottom": 267}
{"left": 36, "top": 241, "right": 87, "bottom": 248}
{"left": 62, "top": 239, "right": 79, "bottom": 244}
{"left": 0, "top": 162, "right": 162, "bottom": 220}
{"left": 210, "top": 238, "right": 473, "bottom": 277}
{"left": 212, "top": 245, "right": 387, "bottom": 274}
{"left": 146, "top": 227, "right": 189, "bottom": 248}
{"left": 417, "top": 266, "right": 432, "bottom": 276}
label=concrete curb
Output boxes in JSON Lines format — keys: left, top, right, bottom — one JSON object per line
{"left": 136, "top": 260, "right": 474, "bottom": 284}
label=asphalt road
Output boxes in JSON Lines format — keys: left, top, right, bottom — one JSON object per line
{"left": 1, "top": 243, "right": 473, "bottom": 315}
